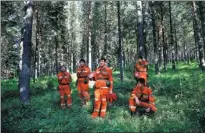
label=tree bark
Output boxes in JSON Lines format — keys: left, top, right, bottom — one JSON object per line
{"left": 19, "top": 1, "right": 33, "bottom": 104}
{"left": 150, "top": 2, "right": 159, "bottom": 74}
{"left": 169, "top": 1, "right": 176, "bottom": 70}
{"left": 87, "top": 1, "right": 92, "bottom": 70}
{"left": 160, "top": 2, "right": 167, "bottom": 72}
{"left": 117, "top": 1, "right": 124, "bottom": 81}
{"left": 192, "top": 1, "right": 205, "bottom": 71}
{"left": 55, "top": 35, "right": 58, "bottom": 74}
{"left": 174, "top": 28, "right": 178, "bottom": 63}
{"left": 34, "top": 2, "right": 39, "bottom": 82}
{"left": 157, "top": 25, "right": 162, "bottom": 70}
{"left": 103, "top": 1, "right": 108, "bottom": 57}
{"left": 136, "top": 1, "right": 145, "bottom": 58}
{"left": 142, "top": 1, "right": 149, "bottom": 60}
{"left": 198, "top": 2, "right": 205, "bottom": 60}
{"left": 183, "top": 26, "right": 187, "bottom": 63}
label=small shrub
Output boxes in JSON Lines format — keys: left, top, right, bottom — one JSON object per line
{"left": 47, "top": 80, "right": 55, "bottom": 90}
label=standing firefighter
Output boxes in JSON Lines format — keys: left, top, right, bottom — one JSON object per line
{"left": 89, "top": 57, "right": 114, "bottom": 118}
{"left": 76, "top": 59, "right": 91, "bottom": 105}
{"left": 134, "top": 55, "right": 149, "bottom": 84}
{"left": 57, "top": 65, "right": 72, "bottom": 109}
{"left": 129, "top": 78, "right": 157, "bottom": 116}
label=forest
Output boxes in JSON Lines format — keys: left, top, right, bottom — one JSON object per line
{"left": 1, "top": 1, "right": 205, "bottom": 132}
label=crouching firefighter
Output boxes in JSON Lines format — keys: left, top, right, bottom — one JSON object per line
{"left": 76, "top": 59, "right": 91, "bottom": 105}
{"left": 129, "top": 78, "right": 157, "bottom": 116}
{"left": 57, "top": 65, "right": 72, "bottom": 109}
{"left": 88, "top": 57, "right": 114, "bottom": 118}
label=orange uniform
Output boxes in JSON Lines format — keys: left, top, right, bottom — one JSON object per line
{"left": 134, "top": 60, "right": 148, "bottom": 83}
{"left": 76, "top": 65, "right": 91, "bottom": 105}
{"left": 129, "top": 84, "right": 157, "bottom": 113}
{"left": 92, "top": 65, "right": 113, "bottom": 118}
{"left": 57, "top": 71, "right": 72, "bottom": 108}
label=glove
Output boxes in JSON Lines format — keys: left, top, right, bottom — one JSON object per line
{"left": 84, "top": 79, "right": 88, "bottom": 84}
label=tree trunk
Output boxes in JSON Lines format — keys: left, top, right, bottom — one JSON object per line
{"left": 150, "top": 2, "right": 159, "bottom": 74}
{"left": 192, "top": 1, "right": 205, "bottom": 71}
{"left": 34, "top": 3, "right": 39, "bottom": 82}
{"left": 142, "top": 1, "right": 149, "bottom": 60}
{"left": 37, "top": 21, "right": 42, "bottom": 77}
{"left": 117, "top": 1, "right": 124, "bottom": 81}
{"left": 174, "top": 28, "right": 178, "bottom": 63}
{"left": 103, "top": 1, "right": 108, "bottom": 57}
{"left": 19, "top": 1, "right": 33, "bottom": 104}
{"left": 198, "top": 2, "right": 205, "bottom": 60}
{"left": 169, "top": 1, "right": 176, "bottom": 70}
{"left": 136, "top": 1, "right": 145, "bottom": 58}
{"left": 183, "top": 26, "right": 187, "bottom": 63}
{"left": 73, "top": 55, "right": 76, "bottom": 74}
{"left": 160, "top": 3, "right": 167, "bottom": 72}
{"left": 192, "top": 9, "right": 198, "bottom": 60}
{"left": 55, "top": 35, "right": 58, "bottom": 74}
{"left": 157, "top": 25, "right": 162, "bottom": 70}
{"left": 87, "top": 1, "right": 92, "bottom": 70}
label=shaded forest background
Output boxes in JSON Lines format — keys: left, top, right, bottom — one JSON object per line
{"left": 1, "top": 1, "right": 205, "bottom": 80}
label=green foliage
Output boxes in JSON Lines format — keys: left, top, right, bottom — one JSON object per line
{"left": 1, "top": 62, "right": 205, "bottom": 132}
{"left": 47, "top": 80, "right": 55, "bottom": 90}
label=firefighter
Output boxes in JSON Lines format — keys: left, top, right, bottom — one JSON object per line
{"left": 76, "top": 59, "right": 91, "bottom": 105}
{"left": 129, "top": 78, "right": 157, "bottom": 116}
{"left": 134, "top": 55, "right": 149, "bottom": 84}
{"left": 89, "top": 57, "right": 114, "bottom": 118}
{"left": 57, "top": 65, "right": 72, "bottom": 109}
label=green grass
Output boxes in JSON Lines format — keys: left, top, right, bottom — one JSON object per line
{"left": 1, "top": 61, "right": 205, "bottom": 132}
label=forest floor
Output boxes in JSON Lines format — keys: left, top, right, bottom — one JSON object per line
{"left": 1, "top": 61, "right": 205, "bottom": 132}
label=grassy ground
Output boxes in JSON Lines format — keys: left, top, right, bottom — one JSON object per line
{"left": 1, "top": 61, "right": 205, "bottom": 132}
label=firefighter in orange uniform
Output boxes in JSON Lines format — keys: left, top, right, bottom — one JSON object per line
{"left": 129, "top": 78, "right": 157, "bottom": 115}
{"left": 76, "top": 59, "right": 91, "bottom": 105}
{"left": 89, "top": 57, "right": 113, "bottom": 118}
{"left": 134, "top": 55, "right": 149, "bottom": 84}
{"left": 57, "top": 65, "right": 72, "bottom": 109}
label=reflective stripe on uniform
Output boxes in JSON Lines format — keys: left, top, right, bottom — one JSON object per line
{"left": 101, "top": 109, "right": 106, "bottom": 112}
{"left": 100, "top": 87, "right": 109, "bottom": 89}
{"left": 67, "top": 103, "right": 72, "bottom": 106}
{"left": 67, "top": 95, "right": 71, "bottom": 97}
{"left": 129, "top": 105, "right": 136, "bottom": 109}
{"left": 61, "top": 103, "right": 65, "bottom": 106}
{"left": 95, "top": 98, "right": 99, "bottom": 101}
{"left": 101, "top": 98, "right": 106, "bottom": 101}
{"left": 94, "top": 109, "right": 99, "bottom": 112}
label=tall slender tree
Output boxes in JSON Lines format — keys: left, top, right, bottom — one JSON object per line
{"left": 117, "top": 1, "right": 124, "bottom": 81}
{"left": 169, "top": 1, "right": 176, "bottom": 70}
{"left": 198, "top": 2, "right": 205, "bottom": 59}
{"left": 150, "top": 2, "right": 159, "bottom": 74}
{"left": 19, "top": 1, "right": 33, "bottom": 104}
{"left": 192, "top": 1, "right": 205, "bottom": 71}
{"left": 87, "top": 1, "right": 92, "bottom": 70}
{"left": 136, "top": 1, "right": 144, "bottom": 58}
{"left": 159, "top": 2, "right": 167, "bottom": 72}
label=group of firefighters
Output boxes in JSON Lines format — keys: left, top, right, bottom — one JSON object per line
{"left": 57, "top": 56, "right": 157, "bottom": 118}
